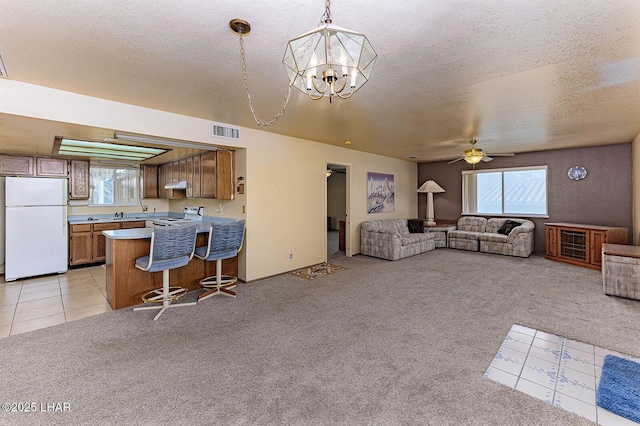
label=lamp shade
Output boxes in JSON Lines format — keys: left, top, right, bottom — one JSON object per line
{"left": 417, "top": 180, "right": 445, "bottom": 193}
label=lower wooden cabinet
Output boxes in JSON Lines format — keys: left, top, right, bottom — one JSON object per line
{"left": 545, "top": 223, "right": 628, "bottom": 270}
{"left": 70, "top": 221, "right": 146, "bottom": 266}
{"left": 69, "top": 224, "right": 93, "bottom": 266}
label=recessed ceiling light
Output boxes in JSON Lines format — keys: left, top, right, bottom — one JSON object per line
{"left": 344, "top": 140, "right": 352, "bottom": 145}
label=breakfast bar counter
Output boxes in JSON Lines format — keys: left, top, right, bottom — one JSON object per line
{"left": 103, "top": 223, "right": 238, "bottom": 309}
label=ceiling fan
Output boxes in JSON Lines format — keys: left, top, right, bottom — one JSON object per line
{"left": 448, "top": 138, "right": 514, "bottom": 167}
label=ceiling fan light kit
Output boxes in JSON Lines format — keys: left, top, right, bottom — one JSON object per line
{"left": 230, "top": 0, "right": 377, "bottom": 126}
{"left": 448, "top": 138, "right": 515, "bottom": 168}
{"left": 464, "top": 146, "right": 485, "bottom": 164}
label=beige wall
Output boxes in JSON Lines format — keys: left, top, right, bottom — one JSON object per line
{"left": 0, "top": 80, "right": 417, "bottom": 281}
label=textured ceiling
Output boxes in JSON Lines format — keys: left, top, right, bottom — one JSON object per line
{"left": 1, "top": 0, "right": 640, "bottom": 163}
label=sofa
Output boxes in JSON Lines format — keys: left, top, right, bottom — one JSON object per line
{"left": 448, "top": 216, "right": 535, "bottom": 258}
{"left": 360, "top": 219, "right": 436, "bottom": 260}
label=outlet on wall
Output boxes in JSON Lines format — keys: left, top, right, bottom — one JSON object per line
{"left": 142, "top": 205, "right": 148, "bottom": 212}
{"left": 71, "top": 207, "right": 77, "bottom": 213}
{"left": 288, "top": 251, "right": 293, "bottom": 261}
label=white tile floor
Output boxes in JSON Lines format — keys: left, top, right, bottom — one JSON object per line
{"left": 0, "top": 265, "right": 111, "bottom": 338}
{"left": 485, "top": 324, "right": 640, "bottom": 425}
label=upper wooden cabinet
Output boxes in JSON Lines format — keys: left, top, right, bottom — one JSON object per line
{"left": 0, "top": 155, "right": 34, "bottom": 176}
{"left": 36, "top": 157, "right": 68, "bottom": 177}
{"left": 216, "top": 149, "right": 234, "bottom": 200}
{"left": 140, "top": 164, "right": 158, "bottom": 199}
{"left": 199, "top": 150, "right": 235, "bottom": 200}
{"left": 149, "top": 149, "right": 235, "bottom": 200}
{"left": 200, "top": 151, "right": 217, "bottom": 198}
{"left": 69, "top": 159, "right": 90, "bottom": 199}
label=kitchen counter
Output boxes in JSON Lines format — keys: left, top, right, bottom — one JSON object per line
{"left": 103, "top": 220, "right": 239, "bottom": 309}
{"left": 68, "top": 214, "right": 170, "bottom": 225}
{"left": 102, "top": 222, "right": 208, "bottom": 239}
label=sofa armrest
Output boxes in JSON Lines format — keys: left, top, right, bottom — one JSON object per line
{"left": 507, "top": 223, "right": 534, "bottom": 243}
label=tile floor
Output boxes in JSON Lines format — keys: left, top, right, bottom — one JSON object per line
{"left": 485, "top": 324, "right": 640, "bottom": 425}
{"left": 0, "top": 265, "right": 111, "bottom": 338}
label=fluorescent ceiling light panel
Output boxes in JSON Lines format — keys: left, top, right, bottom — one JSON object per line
{"left": 114, "top": 133, "right": 216, "bottom": 150}
{"left": 58, "top": 138, "right": 167, "bottom": 161}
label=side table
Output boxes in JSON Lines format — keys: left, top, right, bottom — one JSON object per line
{"left": 424, "top": 223, "right": 457, "bottom": 248}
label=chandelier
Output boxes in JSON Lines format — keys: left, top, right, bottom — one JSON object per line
{"left": 230, "top": 0, "right": 377, "bottom": 126}
{"left": 283, "top": 0, "right": 377, "bottom": 103}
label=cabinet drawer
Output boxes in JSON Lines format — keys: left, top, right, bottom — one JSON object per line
{"left": 93, "top": 222, "right": 122, "bottom": 231}
{"left": 70, "top": 224, "right": 91, "bottom": 233}
{"left": 121, "top": 221, "right": 146, "bottom": 229}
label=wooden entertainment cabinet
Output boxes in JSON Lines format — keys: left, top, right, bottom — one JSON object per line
{"left": 545, "top": 223, "right": 628, "bottom": 270}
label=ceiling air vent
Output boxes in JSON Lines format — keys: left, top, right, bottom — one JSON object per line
{"left": 0, "top": 46, "right": 8, "bottom": 78}
{"left": 212, "top": 122, "right": 240, "bottom": 140}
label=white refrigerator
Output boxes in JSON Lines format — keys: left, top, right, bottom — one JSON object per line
{"left": 5, "top": 177, "right": 68, "bottom": 281}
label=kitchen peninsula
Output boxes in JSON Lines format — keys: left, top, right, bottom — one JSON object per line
{"left": 103, "top": 221, "right": 239, "bottom": 309}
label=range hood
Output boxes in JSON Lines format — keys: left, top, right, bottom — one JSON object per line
{"left": 164, "top": 180, "right": 187, "bottom": 190}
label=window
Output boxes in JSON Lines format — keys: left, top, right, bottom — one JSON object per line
{"left": 90, "top": 165, "right": 139, "bottom": 205}
{"left": 462, "top": 166, "right": 547, "bottom": 216}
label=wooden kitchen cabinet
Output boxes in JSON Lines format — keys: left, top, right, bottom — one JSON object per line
{"left": 0, "top": 155, "right": 34, "bottom": 176}
{"left": 200, "top": 150, "right": 235, "bottom": 199}
{"left": 69, "top": 220, "right": 146, "bottom": 266}
{"left": 36, "top": 157, "right": 68, "bottom": 177}
{"left": 200, "top": 151, "right": 217, "bottom": 198}
{"left": 182, "top": 154, "right": 203, "bottom": 198}
{"left": 155, "top": 149, "right": 234, "bottom": 199}
{"left": 158, "top": 163, "right": 168, "bottom": 198}
{"left": 121, "top": 220, "right": 146, "bottom": 229}
{"left": 69, "top": 224, "right": 93, "bottom": 266}
{"left": 545, "top": 223, "right": 628, "bottom": 270}
{"left": 69, "top": 160, "right": 90, "bottom": 199}
{"left": 92, "top": 223, "right": 120, "bottom": 263}
{"left": 140, "top": 164, "right": 158, "bottom": 198}
{"left": 216, "top": 149, "right": 235, "bottom": 200}
{"left": 191, "top": 154, "right": 201, "bottom": 198}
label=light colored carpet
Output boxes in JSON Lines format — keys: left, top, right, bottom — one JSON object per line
{"left": 1, "top": 249, "right": 639, "bottom": 425}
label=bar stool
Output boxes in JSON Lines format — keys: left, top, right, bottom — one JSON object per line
{"left": 133, "top": 223, "right": 198, "bottom": 320}
{"left": 195, "top": 220, "right": 245, "bottom": 301}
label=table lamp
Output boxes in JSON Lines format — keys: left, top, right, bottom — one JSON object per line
{"left": 417, "top": 180, "right": 445, "bottom": 226}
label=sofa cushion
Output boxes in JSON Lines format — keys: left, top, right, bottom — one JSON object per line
{"left": 401, "top": 234, "right": 432, "bottom": 245}
{"left": 497, "top": 220, "right": 521, "bottom": 235}
{"left": 478, "top": 233, "right": 508, "bottom": 243}
{"left": 407, "top": 219, "right": 425, "bottom": 233}
{"left": 457, "top": 216, "right": 487, "bottom": 232}
{"left": 449, "top": 230, "right": 484, "bottom": 240}
{"left": 361, "top": 219, "right": 409, "bottom": 236}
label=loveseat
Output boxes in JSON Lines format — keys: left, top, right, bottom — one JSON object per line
{"left": 448, "top": 216, "right": 535, "bottom": 258}
{"left": 360, "top": 219, "right": 436, "bottom": 260}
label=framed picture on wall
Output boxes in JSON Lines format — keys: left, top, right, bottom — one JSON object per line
{"left": 367, "top": 172, "right": 395, "bottom": 213}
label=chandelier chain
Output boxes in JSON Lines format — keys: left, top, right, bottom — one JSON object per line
{"left": 237, "top": 29, "right": 291, "bottom": 127}
{"left": 320, "top": 0, "right": 332, "bottom": 25}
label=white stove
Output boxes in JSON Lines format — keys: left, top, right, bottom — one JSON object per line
{"left": 145, "top": 206, "right": 204, "bottom": 227}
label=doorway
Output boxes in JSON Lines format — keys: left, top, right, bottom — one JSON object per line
{"left": 326, "top": 163, "right": 350, "bottom": 259}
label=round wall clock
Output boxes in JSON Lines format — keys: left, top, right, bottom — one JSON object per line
{"left": 568, "top": 165, "right": 587, "bottom": 180}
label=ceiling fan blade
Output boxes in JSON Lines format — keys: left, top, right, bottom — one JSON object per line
{"left": 482, "top": 156, "right": 493, "bottom": 162}
{"left": 448, "top": 157, "right": 465, "bottom": 164}
{"left": 486, "top": 153, "right": 515, "bottom": 157}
